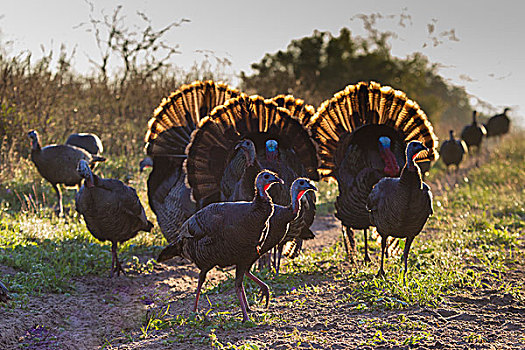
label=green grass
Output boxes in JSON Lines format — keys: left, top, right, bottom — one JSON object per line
{"left": 0, "top": 153, "right": 165, "bottom": 301}
{"left": 0, "top": 133, "right": 523, "bottom": 348}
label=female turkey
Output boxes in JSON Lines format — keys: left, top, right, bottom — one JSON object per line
{"left": 220, "top": 139, "right": 262, "bottom": 202}
{"left": 461, "top": 110, "right": 487, "bottom": 153}
{"left": 308, "top": 82, "right": 438, "bottom": 263}
{"left": 0, "top": 280, "right": 8, "bottom": 303}
{"left": 486, "top": 107, "right": 511, "bottom": 138}
{"left": 75, "top": 159, "right": 153, "bottom": 276}
{"left": 439, "top": 130, "right": 468, "bottom": 172}
{"left": 157, "top": 170, "right": 286, "bottom": 322}
{"left": 65, "top": 132, "right": 104, "bottom": 156}
{"left": 185, "top": 95, "right": 319, "bottom": 273}
{"left": 367, "top": 141, "right": 433, "bottom": 282}
{"left": 143, "top": 80, "right": 243, "bottom": 243}
{"left": 28, "top": 130, "right": 106, "bottom": 216}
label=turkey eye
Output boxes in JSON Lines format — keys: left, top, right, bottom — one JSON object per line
{"left": 300, "top": 180, "right": 305, "bottom": 186}
{"left": 263, "top": 174, "right": 269, "bottom": 179}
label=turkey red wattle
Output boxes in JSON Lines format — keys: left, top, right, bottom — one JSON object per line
{"left": 380, "top": 147, "right": 400, "bottom": 177}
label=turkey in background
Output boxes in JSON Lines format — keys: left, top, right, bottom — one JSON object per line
{"left": 185, "top": 94, "right": 320, "bottom": 274}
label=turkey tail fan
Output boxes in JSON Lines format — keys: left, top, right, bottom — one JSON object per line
{"left": 186, "top": 95, "right": 320, "bottom": 207}
{"left": 144, "top": 80, "right": 243, "bottom": 161}
{"left": 309, "top": 81, "right": 439, "bottom": 178}
{"left": 272, "top": 94, "right": 316, "bottom": 127}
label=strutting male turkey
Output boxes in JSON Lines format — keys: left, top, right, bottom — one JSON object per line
{"left": 184, "top": 95, "right": 320, "bottom": 273}
{"left": 158, "top": 170, "right": 286, "bottom": 322}
{"left": 308, "top": 81, "right": 438, "bottom": 263}
{"left": 143, "top": 80, "right": 243, "bottom": 243}
{"left": 367, "top": 141, "right": 433, "bottom": 283}
{"left": 75, "top": 160, "right": 153, "bottom": 277}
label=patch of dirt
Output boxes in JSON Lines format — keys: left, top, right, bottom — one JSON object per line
{"left": 2, "top": 212, "right": 522, "bottom": 349}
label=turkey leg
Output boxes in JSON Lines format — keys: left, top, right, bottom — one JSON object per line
{"left": 245, "top": 271, "right": 270, "bottom": 308}
{"left": 234, "top": 268, "right": 250, "bottom": 322}
{"left": 193, "top": 270, "right": 208, "bottom": 313}
{"left": 363, "top": 228, "right": 371, "bottom": 263}
{"left": 377, "top": 235, "right": 387, "bottom": 277}
{"left": 274, "top": 245, "right": 283, "bottom": 277}
{"left": 51, "top": 183, "right": 63, "bottom": 216}
{"left": 402, "top": 236, "right": 415, "bottom": 285}
{"left": 111, "top": 242, "right": 126, "bottom": 277}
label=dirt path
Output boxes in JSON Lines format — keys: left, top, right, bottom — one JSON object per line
{"left": 0, "top": 148, "right": 523, "bottom": 349}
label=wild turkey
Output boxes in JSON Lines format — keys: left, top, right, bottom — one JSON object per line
{"left": 75, "top": 159, "right": 153, "bottom": 276}
{"left": 486, "top": 107, "right": 511, "bottom": 137}
{"left": 0, "top": 280, "right": 9, "bottom": 303}
{"left": 461, "top": 110, "right": 487, "bottom": 153}
{"left": 185, "top": 95, "right": 319, "bottom": 273}
{"left": 220, "top": 139, "right": 262, "bottom": 202}
{"left": 157, "top": 170, "right": 285, "bottom": 322}
{"left": 143, "top": 80, "right": 242, "bottom": 243}
{"left": 367, "top": 141, "right": 433, "bottom": 282}
{"left": 308, "top": 81, "right": 438, "bottom": 263}
{"left": 65, "top": 132, "right": 104, "bottom": 155}
{"left": 28, "top": 130, "right": 106, "bottom": 215}
{"left": 440, "top": 130, "right": 468, "bottom": 171}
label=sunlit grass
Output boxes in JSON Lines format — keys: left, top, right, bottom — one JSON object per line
{"left": 0, "top": 132, "right": 523, "bottom": 347}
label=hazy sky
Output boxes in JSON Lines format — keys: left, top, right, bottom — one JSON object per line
{"left": 1, "top": 0, "right": 524, "bottom": 125}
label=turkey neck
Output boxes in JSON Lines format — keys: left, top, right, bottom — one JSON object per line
{"left": 400, "top": 158, "right": 422, "bottom": 189}
{"left": 31, "top": 137, "right": 41, "bottom": 152}
{"left": 291, "top": 188, "right": 305, "bottom": 217}
{"left": 254, "top": 185, "right": 274, "bottom": 208}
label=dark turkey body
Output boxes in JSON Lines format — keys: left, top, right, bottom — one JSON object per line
{"left": 368, "top": 170, "right": 432, "bottom": 239}
{"left": 335, "top": 143, "right": 394, "bottom": 230}
{"left": 31, "top": 145, "right": 93, "bottom": 186}
{"left": 178, "top": 197, "right": 272, "bottom": 272}
{"left": 461, "top": 125, "right": 484, "bottom": 148}
{"left": 260, "top": 204, "right": 296, "bottom": 254}
{"left": 486, "top": 115, "right": 510, "bottom": 137}
{"left": 440, "top": 141, "right": 465, "bottom": 167}
{"left": 147, "top": 158, "right": 195, "bottom": 244}
{"left": 76, "top": 179, "right": 152, "bottom": 244}
{"left": 65, "top": 133, "right": 103, "bottom": 155}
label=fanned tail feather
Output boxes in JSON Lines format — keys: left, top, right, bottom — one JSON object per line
{"left": 309, "top": 81, "right": 439, "bottom": 178}
{"left": 145, "top": 80, "right": 242, "bottom": 160}
{"left": 272, "top": 94, "right": 316, "bottom": 127}
{"left": 185, "top": 95, "right": 319, "bottom": 206}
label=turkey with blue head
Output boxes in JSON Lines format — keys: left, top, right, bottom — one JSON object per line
{"left": 185, "top": 94, "right": 320, "bottom": 274}
{"left": 308, "top": 81, "right": 438, "bottom": 263}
